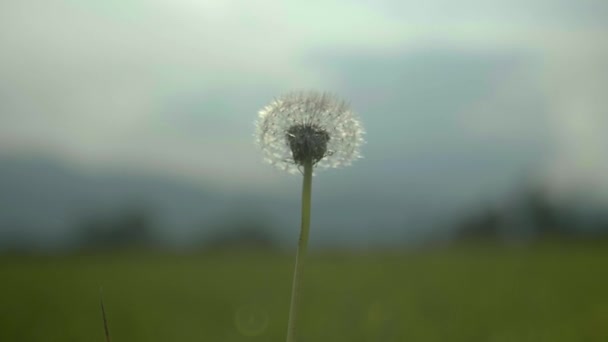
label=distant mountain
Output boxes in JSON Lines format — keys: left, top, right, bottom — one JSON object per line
{"left": 0, "top": 156, "right": 472, "bottom": 251}
{"left": 0, "top": 157, "right": 426, "bottom": 250}
{"left": 0, "top": 156, "right": 232, "bottom": 249}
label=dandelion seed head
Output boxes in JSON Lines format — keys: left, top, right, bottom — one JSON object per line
{"left": 256, "top": 90, "right": 364, "bottom": 174}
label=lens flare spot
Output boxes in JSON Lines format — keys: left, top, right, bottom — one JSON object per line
{"left": 234, "top": 305, "right": 269, "bottom": 336}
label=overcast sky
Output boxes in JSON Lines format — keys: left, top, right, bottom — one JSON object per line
{"left": 1, "top": 0, "right": 607, "bottom": 202}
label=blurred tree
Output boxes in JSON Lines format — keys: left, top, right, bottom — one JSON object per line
{"left": 522, "top": 187, "right": 567, "bottom": 238}
{"left": 455, "top": 206, "right": 504, "bottom": 241}
{"left": 198, "top": 216, "right": 278, "bottom": 251}
{"left": 78, "top": 207, "right": 155, "bottom": 250}
{"left": 454, "top": 184, "right": 608, "bottom": 243}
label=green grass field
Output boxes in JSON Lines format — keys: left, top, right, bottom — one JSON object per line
{"left": 1, "top": 242, "right": 607, "bottom": 341}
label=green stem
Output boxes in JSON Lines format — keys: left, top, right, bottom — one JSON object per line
{"left": 286, "top": 159, "right": 313, "bottom": 342}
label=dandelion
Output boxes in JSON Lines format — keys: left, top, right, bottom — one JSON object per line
{"left": 256, "top": 91, "right": 364, "bottom": 174}
{"left": 255, "top": 90, "right": 364, "bottom": 342}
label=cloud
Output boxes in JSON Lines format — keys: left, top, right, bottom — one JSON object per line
{"left": 539, "top": 40, "right": 608, "bottom": 198}
{"left": 0, "top": 0, "right": 607, "bottom": 200}
{"left": 0, "top": 0, "right": 406, "bottom": 187}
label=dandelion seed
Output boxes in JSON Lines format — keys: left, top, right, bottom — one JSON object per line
{"left": 256, "top": 91, "right": 364, "bottom": 174}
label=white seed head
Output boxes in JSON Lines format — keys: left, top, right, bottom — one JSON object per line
{"left": 256, "top": 90, "right": 365, "bottom": 174}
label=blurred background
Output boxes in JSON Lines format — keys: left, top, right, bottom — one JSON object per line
{"left": 1, "top": 0, "right": 607, "bottom": 341}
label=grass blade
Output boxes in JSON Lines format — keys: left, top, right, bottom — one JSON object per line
{"left": 100, "top": 287, "right": 111, "bottom": 342}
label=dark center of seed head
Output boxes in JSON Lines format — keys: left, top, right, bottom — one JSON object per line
{"left": 286, "top": 124, "right": 330, "bottom": 165}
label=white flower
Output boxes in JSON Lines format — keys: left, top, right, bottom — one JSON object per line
{"left": 256, "top": 90, "right": 364, "bottom": 174}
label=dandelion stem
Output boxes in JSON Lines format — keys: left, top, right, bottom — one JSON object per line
{"left": 286, "top": 158, "right": 313, "bottom": 342}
